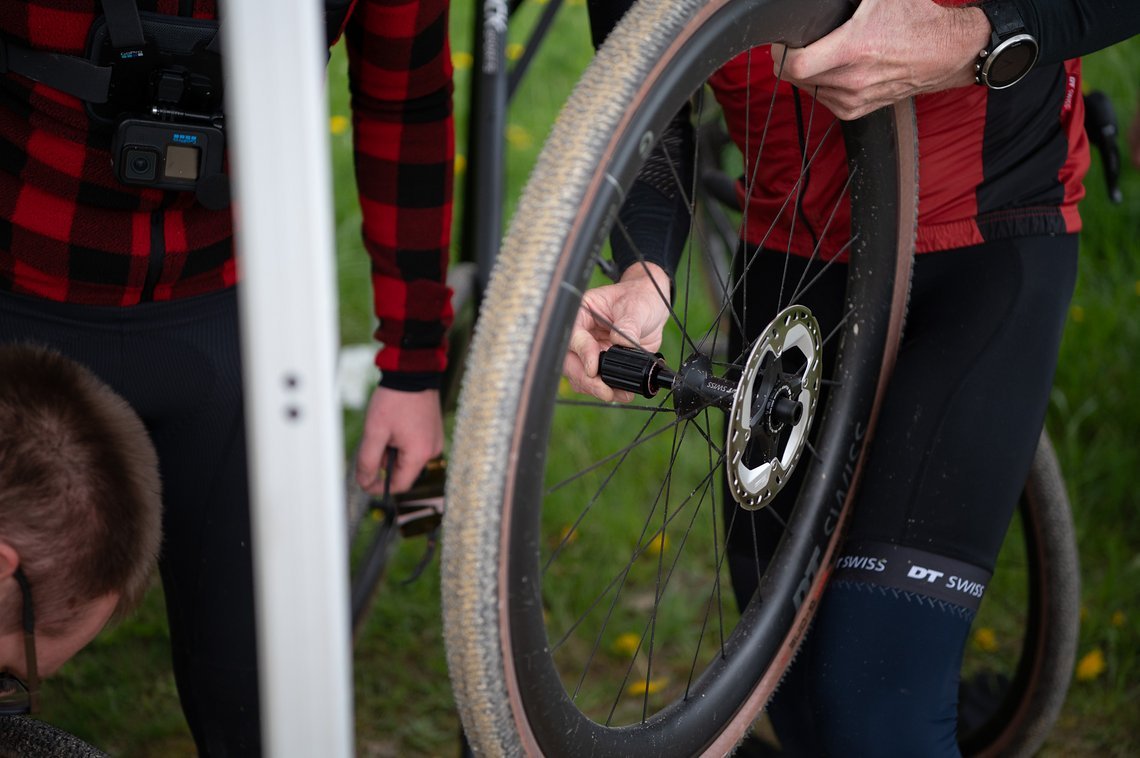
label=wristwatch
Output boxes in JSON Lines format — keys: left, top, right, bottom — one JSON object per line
{"left": 975, "top": 0, "right": 1039, "bottom": 90}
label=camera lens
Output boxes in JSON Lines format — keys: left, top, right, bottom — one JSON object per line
{"left": 121, "top": 147, "right": 158, "bottom": 183}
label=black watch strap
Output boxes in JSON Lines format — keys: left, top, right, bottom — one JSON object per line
{"left": 975, "top": 0, "right": 1038, "bottom": 89}
{"left": 980, "top": 0, "right": 1026, "bottom": 38}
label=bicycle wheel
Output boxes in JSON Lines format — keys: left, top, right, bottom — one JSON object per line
{"left": 443, "top": 0, "right": 917, "bottom": 755}
{"left": 346, "top": 451, "right": 447, "bottom": 637}
{"left": 958, "top": 430, "right": 1081, "bottom": 758}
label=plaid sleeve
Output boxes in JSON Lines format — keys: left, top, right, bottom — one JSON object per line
{"left": 345, "top": 0, "right": 454, "bottom": 388}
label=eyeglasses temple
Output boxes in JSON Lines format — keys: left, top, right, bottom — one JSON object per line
{"left": 13, "top": 568, "right": 39, "bottom": 713}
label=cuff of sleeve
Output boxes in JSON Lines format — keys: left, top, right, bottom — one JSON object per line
{"left": 378, "top": 371, "right": 444, "bottom": 392}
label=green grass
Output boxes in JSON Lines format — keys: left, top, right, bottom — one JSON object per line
{"left": 1041, "top": 43, "right": 1140, "bottom": 756}
{"left": 38, "top": 7, "right": 1140, "bottom": 756}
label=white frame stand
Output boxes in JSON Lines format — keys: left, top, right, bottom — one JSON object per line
{"left": 222, "top": 2, "right": 354, "bottom": 755}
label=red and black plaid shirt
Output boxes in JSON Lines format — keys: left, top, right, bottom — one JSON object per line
{"left": 0, "top": 0, "right": 454, "bottom": 386}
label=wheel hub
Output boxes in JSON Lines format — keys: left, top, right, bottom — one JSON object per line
{"left": 595, "top": 305, "right": 822, "bottom": 511}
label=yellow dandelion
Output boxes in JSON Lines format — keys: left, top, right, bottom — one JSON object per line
{"left": 454, "top": 154, "right": 467, "bottom": 176}
{"left": 370, "top": 507, "right": 383, "bottom": 522}
{"left": 557, "top": 524, "right": 579, "bottom": 546}
{"left": 1070, "top": 305, "right": 1085, "bottom": 323}
{"left": 329, "top": 114, "right": 349, "bottom": 135}
{"left": 1075, "top": 648, "right": 1106, "bottom": 681}
{"left": 1134, "top": 280, "right": 1140, "bottom": 296}
{"left": 612, "top": 632, "right": 640, "bottom": 658}
{"left": 973, "top": 627, "right": 999, "bottom": 653}
{"left": 559, "top": 376, "right": 575, "bottom": 398}
{"left": 1111, "top": 610, "right": 1125, "bottom": 627}
{"left": 644, "top": 532, "right": 668, "bottom": 558}
{"left": 506, "top": 124, "right": 533, "bottom": 149}
{"left": 452, "top": 51, "right": 474, "bottom": 70}
{"left": 568, "top": 0, "right": 585, "bottom": 6}
{"left": 627, "top": 677, "right": 668, "bottom": 696}
{"left": 506, "top": 43, "right": 525, "bottom": 62}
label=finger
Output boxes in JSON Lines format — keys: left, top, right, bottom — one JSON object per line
{"left": 815, "top": 83, "right": 894, "bottom": 121}
{"left": 564, "top": 352, "right": 616, "bottom": 402}
{"left": 388, "top": 445, "right": 429, "bottom": 494}
{"left": 812, "top": 87, "right": 860, "bottom": 121}
{"left": 608, "top": 318, "right": 642, "bottom": 349}
{"left": 581, "top": 373, "right": 635, "bottom": 404}
{"left": 565, "top": 352, "right": 640, "bottom": 403}
{"left": 770, "top": 42, "right": 790, "bottom": 80}
{"left": 779, "top": 26, "right": 850, "bottom": 85}
{"left": 355, "top": 430, "right": 389, "bottom": 492}
{"left": 568, "top": 326, "right": 603, "bottom": 378}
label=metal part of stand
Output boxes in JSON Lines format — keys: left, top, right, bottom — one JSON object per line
{"left": 221, "top": 1, "right": 353, "bottom": 755}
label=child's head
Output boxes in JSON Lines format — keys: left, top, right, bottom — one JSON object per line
{"left": 0, "top": 344, "right": 162, "bottom": 682}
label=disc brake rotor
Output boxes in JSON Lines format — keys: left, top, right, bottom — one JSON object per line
{"left": 726, "top": 304, "right": 822, "bottom": 510}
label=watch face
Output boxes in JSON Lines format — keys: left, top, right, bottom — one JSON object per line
{"left": 984, "top": 34, "right": 1040, "bottom": 89}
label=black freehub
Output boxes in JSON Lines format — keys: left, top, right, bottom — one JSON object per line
{"left": 598, "top": 346, "right": 738, "bottom": 417}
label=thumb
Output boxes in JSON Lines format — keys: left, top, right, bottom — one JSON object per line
{"left": 568, "top": 327, "right": 602, "bottom": 377}
{"left": 779, "top": 23, "right": 849, "bottom": 82}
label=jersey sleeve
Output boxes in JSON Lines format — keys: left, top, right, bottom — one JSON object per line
{"left": 1015, "top": 0, "right": 1140, "bottom": 65}
{"left": 344, "top": 0, "right": 455, "bottom": 390}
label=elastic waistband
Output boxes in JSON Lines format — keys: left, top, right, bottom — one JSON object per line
{"left": 831, "top": 540, "right": 992, "bottom": 613}
{"left": 0, "top": 287, "right": 237, "bottom": 329}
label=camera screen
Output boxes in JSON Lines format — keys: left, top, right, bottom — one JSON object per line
{"left": 164, "top": 144, "right": 200, "bottom": 181}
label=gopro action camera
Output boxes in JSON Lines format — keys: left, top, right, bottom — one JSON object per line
{"left": 112, "top": 117, "right": 224, "bottom": 192}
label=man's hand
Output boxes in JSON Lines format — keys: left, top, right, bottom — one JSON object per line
{"left": 563, "top": 262, "right": 672, "bottom": 402}
{"left": 355, "top": 386, "right": 444, "bottom": 495}
{"left": 772, "top": 0, "right": 991, "bottom": 120}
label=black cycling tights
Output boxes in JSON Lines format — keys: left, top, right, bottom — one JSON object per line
{"left": 726, "top": 234, "right": 1078, "bottom": 756}
{"left": 0, "top": 288, "right": 259, "bottom": 756}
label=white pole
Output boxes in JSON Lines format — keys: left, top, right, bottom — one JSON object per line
{"left": 220, "top": 2, "right": 354, "bottom": 755}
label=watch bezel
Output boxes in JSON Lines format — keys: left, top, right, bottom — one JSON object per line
{"left": 978, "top": 32, "right": 1040, "bottom": 90}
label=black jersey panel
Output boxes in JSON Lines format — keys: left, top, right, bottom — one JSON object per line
{"left": 976, "top": 64, "right": 1069, "bottom": 239}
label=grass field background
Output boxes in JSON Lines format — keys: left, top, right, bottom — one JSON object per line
{"left": 34, "top": 3, "right": 1139, "bottom": 755}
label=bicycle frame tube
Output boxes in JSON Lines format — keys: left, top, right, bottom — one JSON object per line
{"left": 507, "top": 0, "right": 564, "bottom": 98}
{"left": 222, "top": 1, "right": 354, "bottom": 755}
{"left": 461, "top": 0, "right": 565, "bottom": 294}
{"left": 462, "top": 0, "right": 510, "bottom": 293}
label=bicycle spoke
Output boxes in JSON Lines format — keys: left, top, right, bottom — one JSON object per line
{"left": 555, "top": 398, "right": 674, "bottom": 413}
{"left": 552, "top": 418, "right": 694, "bottom": 626}
{"left": 699, "top": 120, "right": 840, "bottom": 351}
{"left": 684, "top": 412, "right": 732, "bottom": 698}
{"left": 545, "top": 410, "right": 684, "bottom": 495}
{"left": 599, "top": 448, "right": 725, "bottom": 725}
{"left": 568, "top": 278, "right": 702, "bottom": 359}
{"left": 784, "top": 166, "right": 858, "bottom": 307}
{"left": 552, "top": 444, "right": 725, "bottom": 671}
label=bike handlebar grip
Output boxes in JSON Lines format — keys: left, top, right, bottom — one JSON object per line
{"left": 598, "top": 345, "right": 673, "bottom": 398}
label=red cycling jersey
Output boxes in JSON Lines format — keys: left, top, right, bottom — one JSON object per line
{"left": 708, "top": 45, "right": 1089, "bottom": 257}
